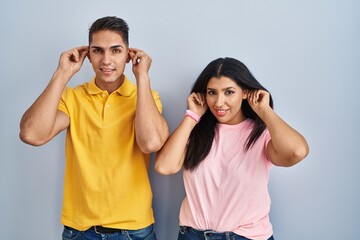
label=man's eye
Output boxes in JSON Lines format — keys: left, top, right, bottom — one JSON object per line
{"left": 93, "top": 49, "right": 102, "bottom": 53}
{"left": 113, "top": 49, "right": 121, "bottom": 53}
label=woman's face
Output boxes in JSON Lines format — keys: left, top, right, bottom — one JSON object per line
{"left": 206, "top": 76, "right": 247, "bottom": 125}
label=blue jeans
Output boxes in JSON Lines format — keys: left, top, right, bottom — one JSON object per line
{"left": 177, "top": 226, "right": 274, "bottom": 240}
{"left": 62, "top": 224, "right": 156, "bottom": 240}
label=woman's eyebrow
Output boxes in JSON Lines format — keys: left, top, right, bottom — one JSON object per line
{"left": 207, "top": 87, "right": 236, "bottom": 91}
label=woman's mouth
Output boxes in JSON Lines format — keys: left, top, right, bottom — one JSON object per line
{"left": 215, "top": 109, "right": 228, "bottom": 117}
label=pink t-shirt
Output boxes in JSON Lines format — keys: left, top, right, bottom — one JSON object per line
{"left": 179, "top": 119, "right": 273, "bottom": 240}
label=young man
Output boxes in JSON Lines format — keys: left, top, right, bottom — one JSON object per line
{"left": 19, "top": 16, "right": 169, "bottom": 240}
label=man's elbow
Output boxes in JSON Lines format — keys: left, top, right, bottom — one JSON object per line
{"left": 139, "top": 139, "right": 164, "bottom": 154}
{"left": 19, "top": 130, "right": 48, "bottom": 146}
{"left": 138, "top": 131, "right": 169, "bottom": 154}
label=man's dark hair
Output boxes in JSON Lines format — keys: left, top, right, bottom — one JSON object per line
{"left": 89, "top": 16, "right": 129, "bottom": 46}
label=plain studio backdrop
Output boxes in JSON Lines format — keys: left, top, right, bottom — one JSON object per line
{"left": 1, "top": 0, "right": 359, "bottom": 239}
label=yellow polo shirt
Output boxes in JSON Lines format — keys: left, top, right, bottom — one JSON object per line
{"left": 58, "top": 76, "right": 162, "bottom": 231}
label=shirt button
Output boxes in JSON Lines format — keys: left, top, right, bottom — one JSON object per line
{"left": 102, "top": 93, "right": 106, "bottom": 97}
{"left": 106, "top": 104, "right": 110, "bottom": 108}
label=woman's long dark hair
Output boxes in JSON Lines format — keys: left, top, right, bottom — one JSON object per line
{"left": 184, "top": 57, "right": 274, "bottom": 171}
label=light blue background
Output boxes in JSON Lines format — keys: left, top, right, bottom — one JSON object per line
{"left": 1, "top": 0, "right": 359, "bottom": 239}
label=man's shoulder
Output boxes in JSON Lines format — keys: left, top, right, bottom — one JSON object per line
{"left": 61, "top": 81, "right": 91, "bottom": 99}
{"left": 72, "top": 80, "right": 94, "bottom": 93}
{"left": 124, "top": 76, "right": 160, "bottom": 98}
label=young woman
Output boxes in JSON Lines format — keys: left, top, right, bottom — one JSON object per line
{"left": 155, "top": 57, "right": 309, "bottom": 240}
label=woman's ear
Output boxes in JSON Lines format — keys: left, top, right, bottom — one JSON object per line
{"left": 242, "top": 89, "right": 248, "bottom": 99}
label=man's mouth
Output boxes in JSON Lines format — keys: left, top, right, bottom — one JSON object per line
{"left": 100, "top": 67, "right": 115, "bottom": 74}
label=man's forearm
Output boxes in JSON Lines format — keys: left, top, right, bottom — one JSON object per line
{"left": 135, "top": 75, "right": 169, "bottom": 153}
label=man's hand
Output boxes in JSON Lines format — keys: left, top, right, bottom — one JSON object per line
{"left": 128, "top": 48, "right": 151, "bottom": 79}
{"left": 57, "top": 46, "right": 89, "bottom": 78}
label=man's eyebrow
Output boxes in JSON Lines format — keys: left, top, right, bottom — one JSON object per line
{"left": 110, "top": 45, "right": 124, "bottom": 49}
{"left": 90, "top": 45, "right": 124, "bottom": 49}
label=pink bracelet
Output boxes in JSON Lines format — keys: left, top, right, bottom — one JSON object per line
{"left": 185, "top": 110, "right": 201, "bottom": 123}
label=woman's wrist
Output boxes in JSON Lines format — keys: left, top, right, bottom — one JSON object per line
{"left": 185, "top": 110, "right": 201, "bottom": 123}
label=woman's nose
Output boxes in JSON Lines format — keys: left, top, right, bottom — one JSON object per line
{"left": 215, "top": 95, "right": 224, "bottom": 107}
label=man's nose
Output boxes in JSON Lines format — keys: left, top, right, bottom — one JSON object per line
{"left": 102, "top": 51, "right": 111, "bottom": 64}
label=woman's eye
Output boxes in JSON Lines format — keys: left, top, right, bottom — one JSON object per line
{"left": 207, "top": 91, "right": 215, "bottom": 95}
{"left": 225, "top": 90, "right": 234, "bottom": 95}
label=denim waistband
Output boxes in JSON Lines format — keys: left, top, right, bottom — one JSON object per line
{"left": 180, "top": 226, "right": 245, "bottom": 239}
{"left": 180, "top": 226, "right": 274, "bottom": 240}
{"left": 89, "top": 225, "right": 123, "bottom": 234}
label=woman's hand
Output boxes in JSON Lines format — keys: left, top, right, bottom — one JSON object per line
{"left": 188, "top": 92, "right": 208, "bottom": 117}
{"left": 247, "top": 89, "right": 271, "bottom": 117}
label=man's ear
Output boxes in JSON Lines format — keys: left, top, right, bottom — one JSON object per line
{"left": 87, "top": 52, "right": 91, "bottom": 63}
{"left": 126, "top": 49, "right": 131, "bottom": 63}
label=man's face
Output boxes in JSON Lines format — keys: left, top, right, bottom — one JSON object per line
{"left": 88, "top": 30, "right": 129, "bottom": 91}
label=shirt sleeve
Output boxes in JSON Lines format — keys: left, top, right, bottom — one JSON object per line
{"left": 264, "top": 129, "right": 272, "bottom": 165}
{"left": 58, "top": 86, "right": 70, "bottom": 117}
{"left": 151, "top": 90, "right": 163, "bottom": 113}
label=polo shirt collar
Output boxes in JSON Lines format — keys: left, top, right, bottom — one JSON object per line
{"left": 87, "top": 75, "right": 134, "bottom": 96}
